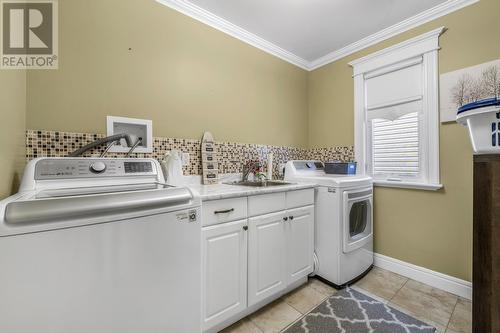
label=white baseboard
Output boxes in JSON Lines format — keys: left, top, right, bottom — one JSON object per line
{"left": 373, "top": 253, "right": 472, "bottom": 300}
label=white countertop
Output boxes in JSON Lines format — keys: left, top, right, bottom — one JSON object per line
{"left": 188, "top": 182, "right": 316, "bottom": 201}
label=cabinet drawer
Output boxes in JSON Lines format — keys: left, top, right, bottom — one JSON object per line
{"left": 286, "top": 189, "right": 314, "bottom": 209}
{"left": 202, "top": 198, "right": 248, "bottom": 226}
{"left": 248, "top": 192, "right": 286, "bottom": 217}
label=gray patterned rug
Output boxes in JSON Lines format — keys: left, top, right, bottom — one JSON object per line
{"left": 284, "top": 288, "right": 435, "bottom": 333}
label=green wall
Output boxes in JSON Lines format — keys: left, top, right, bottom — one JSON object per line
{"left": 308, "top": 0, "right": 500, "bottom": 281}
{"left": 0, "top": 70, "right": 26, "bottom": 199}
{"left": 26, "top": 0, "right": 309, "bottom": 148}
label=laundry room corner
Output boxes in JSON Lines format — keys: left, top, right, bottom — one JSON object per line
{"left": 0, "top": 69, "right": 26, "bottom": 198}
{"left": 307, "top": 0, "right": 500, "bottom": 282}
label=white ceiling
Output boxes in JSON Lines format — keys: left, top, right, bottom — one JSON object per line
{"left": 157, "top": 0, "right": 478, "bottom": 70}
{"left": 188, "top": 0, "right": 446, "bottom": 61}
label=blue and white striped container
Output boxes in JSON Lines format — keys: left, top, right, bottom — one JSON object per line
{"left": 456, "top": 98, "right": 500, "bottom": 154}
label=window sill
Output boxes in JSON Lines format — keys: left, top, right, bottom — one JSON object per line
{"left": 374, "top": 180, "right": 443, "bottom": 191}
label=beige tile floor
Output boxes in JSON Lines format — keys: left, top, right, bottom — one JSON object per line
{"left": 221, "top": 267, "right": 472, "bottom": 333}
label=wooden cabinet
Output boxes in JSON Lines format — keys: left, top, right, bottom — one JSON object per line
{"left": 287, "top": 206, "right": 314, "bottom": 285}
{"left": 473, "top": 155, "right": 500, "bottom": 333}
{"left": 248, "top": 211, "right": 288, "bottom": 306}
{"left": 202, "top": 219, "right": 247, "bottom": 331}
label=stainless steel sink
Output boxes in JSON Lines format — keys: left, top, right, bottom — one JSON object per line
{"left": 225, "top": 180, "right": 294, "bottom": 187}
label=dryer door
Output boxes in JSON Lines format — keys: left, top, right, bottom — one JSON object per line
{"left": 342, "top": 188, "right": 373, "bottom": 253}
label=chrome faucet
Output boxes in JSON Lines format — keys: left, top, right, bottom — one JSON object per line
{"left": 242, "top": 160, "right": 260, "bottom": 182}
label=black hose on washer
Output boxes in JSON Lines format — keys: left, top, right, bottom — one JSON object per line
{"left": 68, "top": 133, "right": 133, "bottom": 157}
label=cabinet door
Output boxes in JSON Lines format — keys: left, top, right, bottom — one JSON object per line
{"left": 287, "top": 205, "right": 314, "bottom": 285}
{"left": 202, "top": 219, "right": 247, "bottom": 331}
{"left": 248, "top": 211, "right": 287, "bottom": 307}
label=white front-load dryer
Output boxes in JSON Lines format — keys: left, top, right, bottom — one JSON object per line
{"left": 285, "top": 160, "right": 373, "bottom": 287}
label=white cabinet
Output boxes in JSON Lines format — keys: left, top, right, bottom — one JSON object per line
{"left": 248, "top": 211, "right": 287, "bottom": 306}
{"left": 248, "top": 205, "right": 314, "bottom": 307}
{"left": 248, "top": 192, "right": 286, "bottom": 217}
{"left": 201, "top": 189, "right": 315, "bottom": 332}
{"left": 202, "top": 197, "right": 248, "bottom": 226}
{"left": 202, "top": 219, "right": 247, "bottom": 331}
{"left": 287, "top": 206, "right": 314, "bottom": 285}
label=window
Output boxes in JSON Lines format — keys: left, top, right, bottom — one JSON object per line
{"left": 349, "top": 27, "right": 444, "bottom": 190}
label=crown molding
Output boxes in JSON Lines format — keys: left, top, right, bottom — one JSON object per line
{"left": 348, "top": 26, "right": 445, "bottom": 76}
{"left": 156, "top": 0, "right": 479, "bottom": 72}
{"left": 155, "top": 0, "right": 310, "bottom": 70}
{"left": 309, "top": 0, "right": 478, "bottom": 70}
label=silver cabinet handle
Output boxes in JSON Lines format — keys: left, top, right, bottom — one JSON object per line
{"left": 214, "top": 208, "right": 235, "bottom": 214}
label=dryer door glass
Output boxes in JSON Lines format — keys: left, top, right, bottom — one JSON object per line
{"left": 349, "top": 200, "right": 368, "bottom": 238}
{"left": 343, "top": 188, "right": 373, "bottom": 253}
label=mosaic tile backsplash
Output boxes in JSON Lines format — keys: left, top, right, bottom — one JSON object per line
{"left": 26, "top": 130, "right": 354, "bottom": 178}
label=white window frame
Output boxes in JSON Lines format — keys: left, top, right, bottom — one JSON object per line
{"left": 349, "top": 27, "right": 444, "bottom": 191}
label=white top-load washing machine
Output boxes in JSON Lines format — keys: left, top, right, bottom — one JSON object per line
{"left": 0, "top": 158, "right": 202, "bottom": 333}
{"left": 285, "top": 160, "right": 373, "bottom": 287}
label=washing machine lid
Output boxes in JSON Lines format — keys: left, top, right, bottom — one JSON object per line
{"left": 284, "top": 160, "right": 372, "bottom": 188}
{"left": 34, "top": 182, "right": 172, "bottom": 199}
{"left": 0, "top": 186, "right": 198, "bottom": 237}
{"left": 4, "top": 186, "right": 192, "bottom": 224}
{"left": 0, "top": 157, "right": 201, "bottom": 237}
{"left": 288, "top": 174, "right": 372, "bottom": 188}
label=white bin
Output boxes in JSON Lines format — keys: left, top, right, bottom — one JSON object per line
{"left": 457, "top": 105, "right": 500, "bottom": 154}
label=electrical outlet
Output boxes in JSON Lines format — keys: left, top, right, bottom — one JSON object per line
{"left": 181, "top": 153, "right": 190, "bottom": 166}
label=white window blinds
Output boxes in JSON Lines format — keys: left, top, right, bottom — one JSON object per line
{"left": 371, "top": 111, "right": 420, "bottom": 178}
{"left": 367, "top": 99, "right": 422, "bottom": 180}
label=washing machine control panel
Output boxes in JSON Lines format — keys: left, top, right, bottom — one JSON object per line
{"left": 35, "top": 159, "right": 157, "bottom": 180}
{"left": 89, "top": 161, "right": 107, "bottom": 173}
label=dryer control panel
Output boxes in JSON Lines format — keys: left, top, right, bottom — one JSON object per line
{"left": 292, "top": 161, "right": 324, "bottom": 171}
